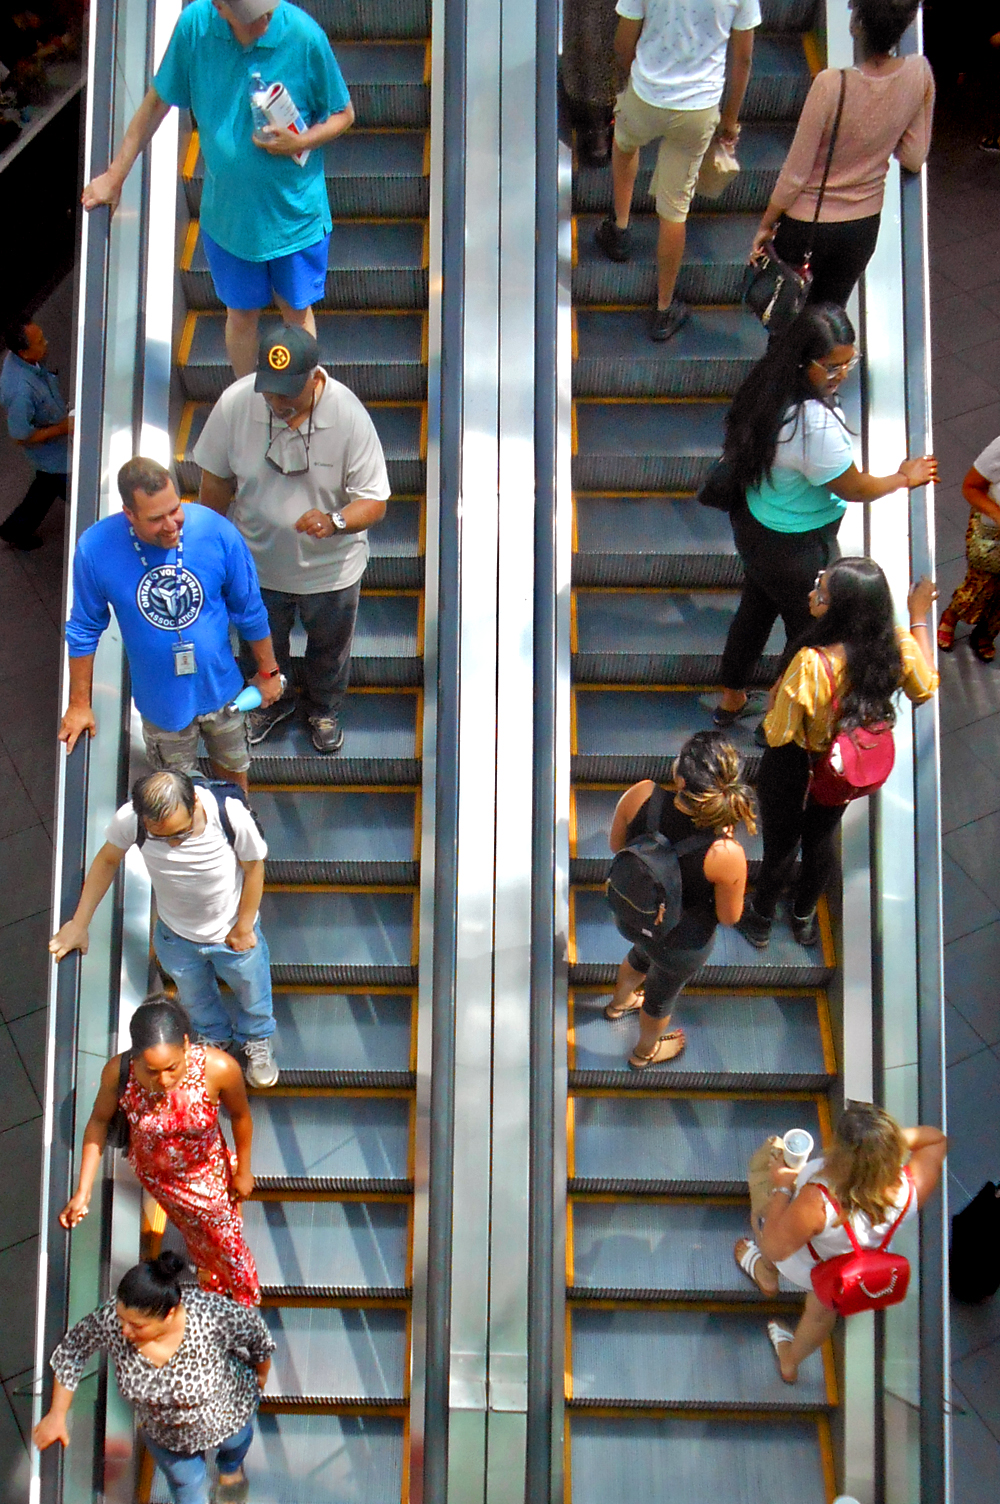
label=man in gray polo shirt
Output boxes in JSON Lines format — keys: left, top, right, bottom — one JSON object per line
{"left": 194, "top": 326, "right": 390, "bottom": 752}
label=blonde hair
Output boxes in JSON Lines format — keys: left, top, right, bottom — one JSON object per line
{"left": 673, "top": 731, "right": 757, "bottom": 836}
{"left": 824, "top": 1101, "right": 907, "bottom": 1226}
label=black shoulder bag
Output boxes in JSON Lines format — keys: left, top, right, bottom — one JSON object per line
{"left": 105, "top": 1050, "right": 133, "bottom": 1152}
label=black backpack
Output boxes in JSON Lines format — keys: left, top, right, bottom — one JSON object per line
{"left": 606, "top": 785, "right": 716, "bottom": 947}
{"left": 136, "top": 777, "right": 264, "bottom": 850}
{"left": 950, "top": 1181, "right": 1000, "bottom": 1303}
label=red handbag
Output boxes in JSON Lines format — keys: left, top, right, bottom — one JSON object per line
{"left": 808, "top": 650, "right": 895, "bottom": 807}
{"left": 808, "top": 1169, "right": 914, "bottom": 1316}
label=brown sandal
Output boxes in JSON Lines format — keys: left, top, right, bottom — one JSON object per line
{"left": 971, "top": 635, "right": 996, "bottom": 664}
{"left": 628, "top": 1028, "right": 686, "bottom": 1070}
{"left": 604, "top": 990, "right": 644, "bottom": 1020}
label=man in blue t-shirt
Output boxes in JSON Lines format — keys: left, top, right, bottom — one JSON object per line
{"left": 60, "top": 457, "right": 284, "bottom": 791}
{"left": 0, "top": 319, "right": 72, "bottom": 550}
{"left": 81, "top": 0, "right": 353, "bottom": 377}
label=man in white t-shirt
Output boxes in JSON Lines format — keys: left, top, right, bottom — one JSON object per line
{"left": 49, "top": 771, "right": 279, "bottom": 1087}
{"left": 596, "top": 0, "right": 760, "bottom": 340}
{"left": 194, "top": 325, "right": 391, "bottom": 754}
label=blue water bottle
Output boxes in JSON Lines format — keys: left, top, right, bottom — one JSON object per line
{"left": 229, "top": 674, "right": 286, "bottom": 712}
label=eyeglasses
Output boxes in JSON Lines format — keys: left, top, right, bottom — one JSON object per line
{"left": 811, "top": 354, "right": 859, "bottom": 379}
{"left": 143, "top": 816, "right": 197, "bottom": 844}
{"left": 266, "top": 395, "right": 315, "bottom": 476}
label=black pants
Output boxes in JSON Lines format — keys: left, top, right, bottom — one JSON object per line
{"left": 0, "top": 469, "right": 68, "bottom": 544}
{"left": 719, "top": 507, "right": 841, "bottom": 692}
{"left": 772, "top": 213, "right": 882, "bottom": 310}
{"left": 242, "top": 580, "right": 361, "bottom": 716}
{"left": 753, "top": 741, "right": 846, "bottom": 919}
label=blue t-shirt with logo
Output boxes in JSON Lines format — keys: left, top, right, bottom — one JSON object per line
{"left": 153, "top": 0, "right": 351, "bottom": 262}
{"left": 65, "top": 505, "right": 271, "bottom": 732}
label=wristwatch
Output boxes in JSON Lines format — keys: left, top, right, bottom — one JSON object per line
{"left": 329, "top": 511, "right": 347, "bottom": 532}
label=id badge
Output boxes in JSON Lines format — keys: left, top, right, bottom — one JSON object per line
{"left": 173, "top": 641, "right": 197, "bottom": 676}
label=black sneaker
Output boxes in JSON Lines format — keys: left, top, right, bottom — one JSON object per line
{"left": 0, "top": 531, "right": 43, "bottom": 551}
{"left": 737, "top": 903, "right": 772, "bottom": 949}
{"left": 246, "top": 698, "right": 296, "bottom": 745}
{"left": 650, "top": 300, "right": 691, "bottom": 343}
{"left": 578, "top": 123, "right": 612, "bottom": 168}
{"left": 595, "top": 214, "right": 632, "bottom": 263}
{"left": 789, "top": 906, "right": 819, "bottom": 948}
{"left": 753, "top": 718, "right": 770, "bottom": 748}
{"left": 309, "top": 712, "right": 344, "bottom": 753}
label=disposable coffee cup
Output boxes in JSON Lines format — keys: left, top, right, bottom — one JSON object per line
{"left": 782, "top": 1129, "right": 814, "bottom": 1171}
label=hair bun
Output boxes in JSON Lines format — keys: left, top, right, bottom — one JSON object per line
{"left": 151, "top": 1250, "right": 187, "bottom": 1281}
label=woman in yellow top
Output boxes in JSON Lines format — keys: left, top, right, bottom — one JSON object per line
{"left": 737, "top": 557, "right": 938, "bottom": 949}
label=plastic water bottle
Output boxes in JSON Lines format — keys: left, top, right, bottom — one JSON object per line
{"left": 248, "top": 71, "right": 270, "bottom": 136}
{"left": 229, "top": 675, "right": 287, "bottom": 713}
{"left": 254, "top": 80, "right": 311, "bottom": 166}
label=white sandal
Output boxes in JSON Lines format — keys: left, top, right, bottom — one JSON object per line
{"left": 734, "top": 1237, "right": 778, "bottom": 1295}
{"left": 767, "top": 1320, "right": 796, "bottom": 1384}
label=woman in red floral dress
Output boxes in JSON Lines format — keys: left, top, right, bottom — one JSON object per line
{"left": 61, "top": 996, "right": 260, "bottom": 1306}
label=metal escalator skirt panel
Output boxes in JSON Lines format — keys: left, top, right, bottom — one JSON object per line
{"left": 243, "top": 1198, "right": 409, "bottom": 1296}
{"left": 268, "top": 992, "right": 413, "bottom": 1077}
{"left": 571, "top": 1095, "right": 821, "bottom": 1195}
{"left": 569, "top": 1416, "right": 828, "bottom": 1504}
{"left": 259, "top": 890, "right": 416, "bottom": 987}
{"left": 264, "top": 1304, "right": 408, "bottom": 1403}
{"left": 573, "top": 589, "right": 780, "bottom": 685}
{"left": 250, "top": 1095, "right": 411, "bottom": 1190}
{"left": 573, "top": 497, "right": 741, "bottom": 589}
{"left": 569, "top": 1308, "right": 827, "bottom": 1411}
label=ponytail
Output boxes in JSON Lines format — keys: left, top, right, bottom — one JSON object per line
{"left": 673, "top": 730, "right": 757, "bottom": 835}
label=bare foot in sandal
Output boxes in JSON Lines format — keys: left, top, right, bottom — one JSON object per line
{"left": 734, "top": 1237, "right": 779, "bottom": 1296}
{"left": 767, "top": 1320, "right": 798, "bottom": 1383}
{"left": 628, "top": 1028, "right": 685, "bottom": 1070}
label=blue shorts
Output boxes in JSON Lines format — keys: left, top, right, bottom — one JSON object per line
{"left": 201, "top": 229, "right": 330, "bottom": 311}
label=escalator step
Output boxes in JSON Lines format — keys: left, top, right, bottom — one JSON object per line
{"left": 180, "top": 311, "right": 426, "bottom": 403}
{"left": 257, "top": 791, "right": 417, "bottom": 885}
{"left": 573, "top": 125, "right": 794, "bottom": 217}
{"left": 572, "top": 687, "right": 763, "bottom": 783}
{"left": 181, "top": 220, "right": 428, "bottom": 312}
{"left": 268, "top": 991, "right": 413, "bottom": 1078}
{"left": 571, "top": 886, "right": 833, "bottom": 988}
{"left": 574, "top": 309, "right": 765, "bottom": 399}
{"left": 569, "top": 1200, "right": 802, "bottom": 1300}
{"left": 265, "top": 1304, "right": 408, "bottom": 1403}
{"left": 251, "top": 1093, "right": 410, "bottom": 1191}
{"left": 260, "top": 890, "right": 416, "bottom": 985}
{"left": 183, "top": 131, "right": 429, "bottom": 221}
{"left": 573, "top": 497, "right": 739, "bottom": 589}
{"left": 573, "top": 589, "right": 780, "bottom": 684}
{"left": 573, "top": 401, "right": 725, "bottom": 492}
{"left": 761, "top": 0, "right": 820, "bottom": 27}
{"left": 246, "top": 689, "right": 420, "bottom": 785}
{"left": 570, "top": 1095, "right": 822, "bottom": 1195}
{"left": 570, "top": 990, "right": 831, "bottom": 1090}
{"left": 336, "top": 42, "right": 430, "bottom": 128}
{"left": 235, "top": 1414, "right": 403, "bottom": 1504}
{"left": 569, "top": 1415, "right": 828, "bottom": 1504}
{"left": 574, "top": 214, "right": 760, "bottom": 308}
{"left": 285, "top": 593, "right": 422, "bottom": 688}
{"left": 266, "top": 0, "right": 430, "bottom": 42}
{"left": 366, "top": 497, "right": 424, "bottom": 588}
{"left": 742, "top": 34, "right": 811, "bottom": 122}
{"left": 244, "top": 1199, "right": 409, "bottom": 1295}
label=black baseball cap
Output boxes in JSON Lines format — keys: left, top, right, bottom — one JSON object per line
{"left": 255, "top": 325, "right": 320, "bottom": 397}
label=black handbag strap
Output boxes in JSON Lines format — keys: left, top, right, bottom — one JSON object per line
{"left": 644, "top": 782, "right": 667, "bottom": 835}
{"left": 806, "top": 68, "right": 847, "bottom": 262}
{"left": 118, "top": 1048, "right": 132, "bottom": 1100}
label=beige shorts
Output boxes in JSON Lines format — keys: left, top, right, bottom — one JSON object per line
{"left": 141, "top": 704, "right": 250, "bottom": 776}
{"left": 613, "top": 81, "right": 719, "bottom": 223}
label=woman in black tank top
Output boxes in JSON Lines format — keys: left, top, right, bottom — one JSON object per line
{"left": 605, "top": 732, "right": 755, "bottom": 1070}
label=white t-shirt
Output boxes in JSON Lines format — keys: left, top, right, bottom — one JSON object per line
{"left": 775, "top": 1156, "right": 917, "bottom": 1292}
{"left": 973, "top": 434, "right": 1000, "bottom": 535}
{"left": 106, "top": 788, "right": 268, "bottom": 945}
{"left": 193, "top": 371, "right": 391, "bottom": 595}
{"left": 615, "top": 0, "right": 761, "bottom": 111}
{"left": 746, "top": 400, "right": 854, "bottom": 534}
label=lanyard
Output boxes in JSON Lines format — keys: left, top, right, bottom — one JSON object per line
{"left": 129, "top": 523, "right": 185, "bottom": 641}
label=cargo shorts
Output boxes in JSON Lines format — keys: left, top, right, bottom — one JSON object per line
{"left": 141, "top": 704, "right": 251, "bottom": 775}
{"left": 613, "top": 81, "right": 719, "bottom": 223}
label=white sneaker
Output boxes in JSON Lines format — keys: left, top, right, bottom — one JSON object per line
{"left": 243, "top": 1037, "right": 279, "bottom": 1088}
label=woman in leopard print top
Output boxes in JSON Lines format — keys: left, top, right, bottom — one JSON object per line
{"left": 35, "top": 1253, "right": 274, "bottom": 1503}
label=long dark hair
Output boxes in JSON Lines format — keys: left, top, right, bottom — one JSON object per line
{"left": 781, "top": 557, "right": 904, "bottom": 729}
{"left": 854, "top": 0, "right": 919, "bottom": 55}
{"left": 724, "top": 304, "right": 856, "bottom": 493}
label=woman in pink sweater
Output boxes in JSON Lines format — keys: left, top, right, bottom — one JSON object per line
{"left": 750, "top": 0, "right": 934, "bottom": 307}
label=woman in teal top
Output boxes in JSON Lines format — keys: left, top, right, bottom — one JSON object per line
{"left": 713, "top": 303, "right": 937, "bottom": 731}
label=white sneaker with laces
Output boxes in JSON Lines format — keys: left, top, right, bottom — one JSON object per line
{"left": 243, "top": 1037, "right": 279, "bottom": 1088}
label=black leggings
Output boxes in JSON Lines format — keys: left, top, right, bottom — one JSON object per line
{"left": 771, "top": 213, "right": 882, "bottom": 311}
{"left": 625, "top": 936, "right": 715, "bottom": 1018}
{"left": 753, "top": 741, "right": 846, "bottom": 919}
{"left": 720, "top": 507, "right": 841, "bottom": 692}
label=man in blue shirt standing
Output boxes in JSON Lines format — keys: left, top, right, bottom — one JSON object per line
{"left": 0, "top": 320, "right": 72, "bottom": 550}
{"left": 60, "top": 457, "right": 284, "bottom": 792}
{"left": 81, "top": 0, "right": 354, "bottom": 377}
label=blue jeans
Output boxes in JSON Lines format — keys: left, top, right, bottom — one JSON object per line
{"left": 143, "top": 1419, "right": 254, "bottom": 1504}
{"left": 154, "top": 919, "right": 275, "bottom": 1045}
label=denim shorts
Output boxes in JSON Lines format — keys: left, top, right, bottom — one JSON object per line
{"left": 201, "top": 229, "right": 331, "bottom": 311}
{"left": 141, "top": 705, "right": 250, "bottom": 775}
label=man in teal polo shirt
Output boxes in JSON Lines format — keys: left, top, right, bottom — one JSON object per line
{"left": 82, "top": 0, "right": 353, "bottom": 377}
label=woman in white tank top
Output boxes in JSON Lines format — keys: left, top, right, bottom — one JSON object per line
{"left": 734, "top": 1102, "right": 946, "bottom": 1384}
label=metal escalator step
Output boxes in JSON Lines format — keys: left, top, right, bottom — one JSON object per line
{"left": 251, "top": 1093, "right": 410, "bottom": 1190}
{"left": 743, "top": 34, "right": 811, "bottom": 122}
{"left": 337, "top": 42, "right": 430, "bottom": 128}
{"left": 574, "top": 214, "right": 760, "bottom": 307}
{"left": 573, "top": 687, "right": 765, "bottom": 783}
{"left": 285, "top": 592, "right": 422, "bottom": 688}
{"left": 260, "top": 890, "right": 416, "bottom": 985}
{"left": 761, "top": 0, "right": 819, "bottom": 29}
{"left": 295, "top": 0, "right": 430, "bottom": 39}
{"left": 234, "top": 1414, "right": 403, "bottom": 1504}
{"left": 569, "top": 1415, "right": 828, "bottom": 1504}
{"left": 573, "top": 401, "right": 725, "bottom": 492}
{"left": 367, "top": 497, "right": 423, "bottom": 587}
{"left": 571, "top": 786, "right": 764, "bottom": 885}
{"left": 245, "top": 689, "right": 419, "bottom": 784}
{"left": 571, "top": 886, "right": 833, "bottom": 988}
{"left": 570, "top": 990, "right": 831, "bottom": 1090}
{"left": 574, "top": 309, "right": 765, "bottom": 400}
{"left": 180, "top": 311, "right": 426, "bottom": 403}
{"left": 183, "top": 132, "right": 429, "bottom": 220}
{"left": 265, "top": 1304, "right": 408, "bottom": 1403}
{"left": 569, "top": 1200, "right": 803, "bottom": 1300}
{"left": 573, "top": 125, "right": 794, "bottom": 217}
{"left": 257, "top": 791, "right": 417, "bottom": 884}
{"left": 181, "top": 221, "right": 428, "bottom": 312}
{"left": 570, "top": 1095, "right": 822, "bottom": 1196}
{"left": 243, "top": 1198, "right": 409, "bottom": 1294}
{"left": 268, "top": 990, "right": 412, "bottom": 1081}
{"left": 573, "top": 497, "right": 739, "bottom": 588}
{"left": 573, "top": 589, "right": 780, "bottom": 684}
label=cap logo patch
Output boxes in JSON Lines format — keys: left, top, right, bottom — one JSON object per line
{"left": 268, "top": 344, "right": 291, "bottom": 371}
